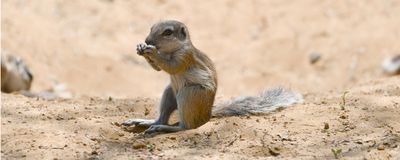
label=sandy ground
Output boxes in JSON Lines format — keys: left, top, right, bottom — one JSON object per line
{"left": 1, "top": 0, "right": 400, "bottom": 159}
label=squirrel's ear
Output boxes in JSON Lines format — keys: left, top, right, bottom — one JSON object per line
{"left": 180, "top": 27, "right": 187, "bottom": 38}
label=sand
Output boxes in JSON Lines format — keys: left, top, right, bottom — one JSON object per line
{"left": 1, "top": 0, "right": 400, "bottom": 159}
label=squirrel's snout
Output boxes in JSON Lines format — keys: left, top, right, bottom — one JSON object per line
{"left": 145, "top": 37, "right": 155, "bottom": 46}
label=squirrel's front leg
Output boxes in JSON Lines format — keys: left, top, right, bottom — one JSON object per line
{"left": 139, "top": 44, "right": 191, "bottom": 74}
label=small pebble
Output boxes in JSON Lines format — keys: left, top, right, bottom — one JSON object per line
{"left": 168, "top": 136, "right": 176, "bottom": 140}
{"left": 377, "top": 144, "right": 385, "bottom": 150}
{"left": 309, "top": 52, "right": 322, "bottom": 64}
{"left": 91, "top": 150, "right": 98, "bottom": 155}
{"left": 268, "top": 147, "right": 281, "bottom": 156}
{"left": 132, "top": 143, "right": 146, "bottom": 149}
{"left": 324, "top": 122, "right": 329, "bottom": 130}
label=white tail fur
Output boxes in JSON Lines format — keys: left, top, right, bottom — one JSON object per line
{"left": 212, "top": 87, "right": 303, "bottom": 117}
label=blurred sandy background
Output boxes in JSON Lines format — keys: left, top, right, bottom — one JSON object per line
{"left": 3, "top": 0, "right": 399, "bottom": 98}
{"left": 2, "top": 0, "right": 400, "bottom": 159}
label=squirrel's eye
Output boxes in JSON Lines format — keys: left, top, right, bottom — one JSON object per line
{"left": 162, "top": 29, "right": 173, "bottom": 36}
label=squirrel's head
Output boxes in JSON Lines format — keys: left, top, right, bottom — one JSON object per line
{"left": 145, "top": 20, "right": 191, "bottom": 54}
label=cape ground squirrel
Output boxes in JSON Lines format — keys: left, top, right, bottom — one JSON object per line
{"left": 1, "top": 54, "right": 68, "bottom": 99}
{"left": 1, "top": 54, "right": 33, "bottom": 93}
{"left": 122, "top": 20, "right": 303, "bottom": 134}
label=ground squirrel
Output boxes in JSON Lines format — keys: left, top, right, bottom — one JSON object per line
{"left": 122, "top": 20, "right": 303, "bottom": 134}
{"left": 1, "top": 54, "right": 70, "bottom": 99}
{"left": 1, "top": 54, "right": 33, "bottom": 93}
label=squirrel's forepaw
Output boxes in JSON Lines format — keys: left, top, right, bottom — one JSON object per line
{"left": 143, "top": 45, "right": 157, "bottom": 55}
{"left": 136, "top": 43, "right": 147, "bottom": 55}
{"left": 136, "top": 43, "right": 157, "bottom": 56}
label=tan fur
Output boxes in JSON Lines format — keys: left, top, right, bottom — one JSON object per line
{"left": 123, "top": 20, "right": 217, "bottom": 133}
{"left": 147, "top": 20, "right": 217, "bottom": 129}
{"left": 123, "top": 20, "right": 303, "bottom": 134}
{"left": 1, "top": 54, "right": 33, "bottom": 93}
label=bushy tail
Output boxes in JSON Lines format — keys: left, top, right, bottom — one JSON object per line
{"left": 212, "top": 87, "right": 303, "bottom": 117}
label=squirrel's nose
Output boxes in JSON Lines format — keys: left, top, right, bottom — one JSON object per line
{"left": 145, "top": 37, "right": 154, "bottom": 45}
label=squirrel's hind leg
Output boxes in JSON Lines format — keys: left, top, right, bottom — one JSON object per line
{"left": 122, "top": 85, "right": 176, "bottom": 127}
{"left": 144, "top": 125, "right": 183, "bottom": 134}
{"left": 176, "top": 85, "right": 215, "bottom": 129}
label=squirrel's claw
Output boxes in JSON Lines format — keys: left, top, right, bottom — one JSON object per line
{"left": 136, "top": 43, "right": 147, "bottom": 55}
{"left": 136, "top": 43, "right": 156, "bottom": 56}
{"left": 144, "top": 125, "right": 161, "bottom": 134}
